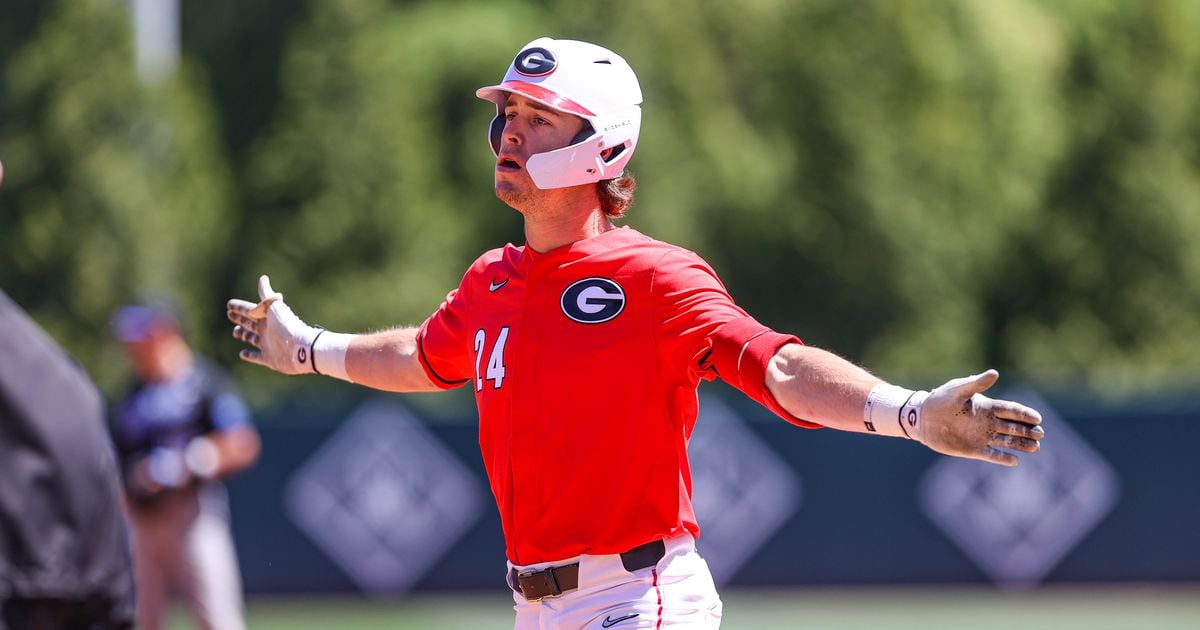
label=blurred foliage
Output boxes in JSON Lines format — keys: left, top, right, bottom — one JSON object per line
{"left": 1, "top": 0, "right": 1198, "bottom": 400}
{"left": 0, "top": 0, "right": 233, "bottom": 392}
{"left": 992, "top": 0, "right": 1200, "bottom": 391}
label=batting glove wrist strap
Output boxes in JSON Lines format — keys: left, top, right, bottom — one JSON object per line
{"left": 311, "top": 330, "right": 354, "bottom": 383}
{"left": 288, "top": 323, "right": 323, "bottom": 373}
{"left": 864, "top": 384, "right": 929, "bottom": 440}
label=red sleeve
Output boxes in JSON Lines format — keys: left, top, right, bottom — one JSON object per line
{"left": 416, "top": 287, "right": 473, "bottom": 390}
{"left": 651, "top": 250, "right": 747, "bottom": 380}
{"left": 652, "top": 250, "right": 821, "bottom": 429}
{"left": 710, "top": 317, "right": 820, "bottom": 428}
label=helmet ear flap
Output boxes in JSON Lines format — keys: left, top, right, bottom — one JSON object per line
{"left": 488, "top": 115, "right": 504, "bottom": 155}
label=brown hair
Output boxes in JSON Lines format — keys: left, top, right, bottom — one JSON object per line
{"left": 598, "top": 172, "right": 636, "bottom": 218}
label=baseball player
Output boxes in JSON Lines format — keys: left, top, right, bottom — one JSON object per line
{"left": 110, "top": 303, "right": 260, "bottom": 630}
{"left": 227, "top": 38, "right": 1045, "bottom": 629}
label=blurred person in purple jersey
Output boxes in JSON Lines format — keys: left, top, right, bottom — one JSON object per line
{"left": 110, "top": 302, "right": 260, "bottom": 630}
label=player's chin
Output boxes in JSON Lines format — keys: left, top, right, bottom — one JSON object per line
{"left": 494, "top": 169, "right": 525, "bottom": 187}
{"left": 494, "top": 181, "right": 529, "bottom": 208}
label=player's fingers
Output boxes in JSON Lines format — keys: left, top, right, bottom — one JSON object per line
{"left": 994, "top": 419, "right": 1045, "bottom": 441}
{"left": 228, "top": 297, "right": 277, "bottom": 325}
{"left": 227, "top": 298, "right": 257, "bottom": 314}
{"left": 227, "top": 310, "right": 259, "bottom": 331}
{"left": 935, "top": 370, "right": 1000, "bottom": 401}
{"left": 257, "top": 275, "right": 279, "bottom": 302}
{"left": 956, "top": 369, "right": 1000, "bottom": 396}
{"left": 227, "top": 304, "right": 263, "bottom": 328}
{"left": 989, "top": 433, "right": 1041, "bottom": 454}
{"left": 247, "top": 295, "right": 280, "bottom": 319}
{"left": 232, "top": 325, "right": 261, "bottom": 349}
{"left": 978, "top": 445, "right": 1019, "bottom": 468}
{"left": 990, "top": 399, "right": 1043, "bottom": 426}
{"left": 239, "top": 349, "right": 267, "bottom": 367}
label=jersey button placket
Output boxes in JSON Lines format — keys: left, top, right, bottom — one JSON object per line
{"left": 508, "top": 255, "right": 544, "bottom": 557}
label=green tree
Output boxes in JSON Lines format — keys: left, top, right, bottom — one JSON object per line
{"left": 992, "top": 0, "right": 1200, "bottom": 391}
{"left": 0, "top": 0, "right": 234, "bottom": 392}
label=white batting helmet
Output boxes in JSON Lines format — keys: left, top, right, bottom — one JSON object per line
{"left": 476, "top": 37, "right": 643, "bottom": 190}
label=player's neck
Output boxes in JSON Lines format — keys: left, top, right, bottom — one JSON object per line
{"left": 522, "top": 197, "right": 613, "bottom": 254}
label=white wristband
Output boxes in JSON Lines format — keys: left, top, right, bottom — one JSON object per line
{"left": 311, "top": 330, "right": 354, "bottom": 383}
{"left": 864, "top": 384, "right": 929, "bottom": 440}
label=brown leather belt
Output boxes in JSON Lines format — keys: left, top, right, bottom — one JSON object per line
{"left": 509, "top": 539, "right": 667, "bottom": 601}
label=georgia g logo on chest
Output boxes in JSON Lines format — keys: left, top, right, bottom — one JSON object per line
{"left": 560, "top": 277, "right": 626, "bottom": 324}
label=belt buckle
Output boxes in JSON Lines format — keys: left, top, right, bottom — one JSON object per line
{"left": 517, "top": 567, "right": 559, "bottom": 602}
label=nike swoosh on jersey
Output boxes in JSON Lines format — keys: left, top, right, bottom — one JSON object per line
{"left": 489, "top": 278, "right": 509, "bottom": 292}
{"left": 601, "top": 613, "right": 640, "bottom": 628}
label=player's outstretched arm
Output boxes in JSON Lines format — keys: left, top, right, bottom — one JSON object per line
{"left": 765, "top": 343, "right": 1044, "bottom": 467}
{"left": 226, "top": 275, "right": 441, "bottom": 392}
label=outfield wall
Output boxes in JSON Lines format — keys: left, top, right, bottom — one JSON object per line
{"left": 227, "top": 382, "right": 1200, "bottom": 594}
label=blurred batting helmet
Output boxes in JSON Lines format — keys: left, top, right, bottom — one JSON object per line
{"left": 477, "top": 37, "right": 643, "bottom": 190}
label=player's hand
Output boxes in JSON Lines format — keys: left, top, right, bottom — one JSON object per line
{"left": 917, "top": 370, "right": 1044, "bottom": 467}
{"left": 226, "top": 275, "right": 321, "bottom": 375}
{"left": 127, "top": 448, "right": 190, "bottom": 499}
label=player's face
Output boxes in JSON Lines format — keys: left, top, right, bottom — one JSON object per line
{"left": 493, "top": 94, "right": 587, "bottom": 208}
{"left": 123, "top": 337, "right": 168, "bottom": 381}
{"left": 121, "top": 326, "right": 184, "bottom": 382}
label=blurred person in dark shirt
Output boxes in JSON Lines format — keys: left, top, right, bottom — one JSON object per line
{"left": 110, "top": 302, "right": 260, "bottom": 630}
{"left": 0, "top": 289, "right": 136, "bottom": 630}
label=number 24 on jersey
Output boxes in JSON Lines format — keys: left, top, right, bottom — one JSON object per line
{"left": 473, "top": 327, "right": 509, "bottom": 391}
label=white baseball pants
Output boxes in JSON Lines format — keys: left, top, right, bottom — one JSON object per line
{"left": 127, "top": 489, "right": 246, "bottom": 630}
{"left": 510, "top": 534, "right": 722, "bottom": 629}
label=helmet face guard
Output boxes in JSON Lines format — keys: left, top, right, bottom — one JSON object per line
{"left": 477, "top": 38, "right": 643, "bottom": 190}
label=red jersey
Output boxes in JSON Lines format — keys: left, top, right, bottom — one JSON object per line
{"left": 417, "top": 226, "right": 814, "bottom": 564}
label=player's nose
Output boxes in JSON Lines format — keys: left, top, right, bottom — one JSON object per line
{"left": 502, "top": 118, "right": 525, "bottom": 146}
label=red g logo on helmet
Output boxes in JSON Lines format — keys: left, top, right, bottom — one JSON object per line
{"left": 514, "top": 47, "right": 557, "bottom": 77}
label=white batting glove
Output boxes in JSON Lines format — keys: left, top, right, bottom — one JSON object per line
{"left": 917, "top": 370, "right": 1044, "bottom": 466}
{"left": 227, "top": 275, "right": 321, "bottom": 375}
{"left": 866, "top": 370, "right": 1044, "bottom": 467}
